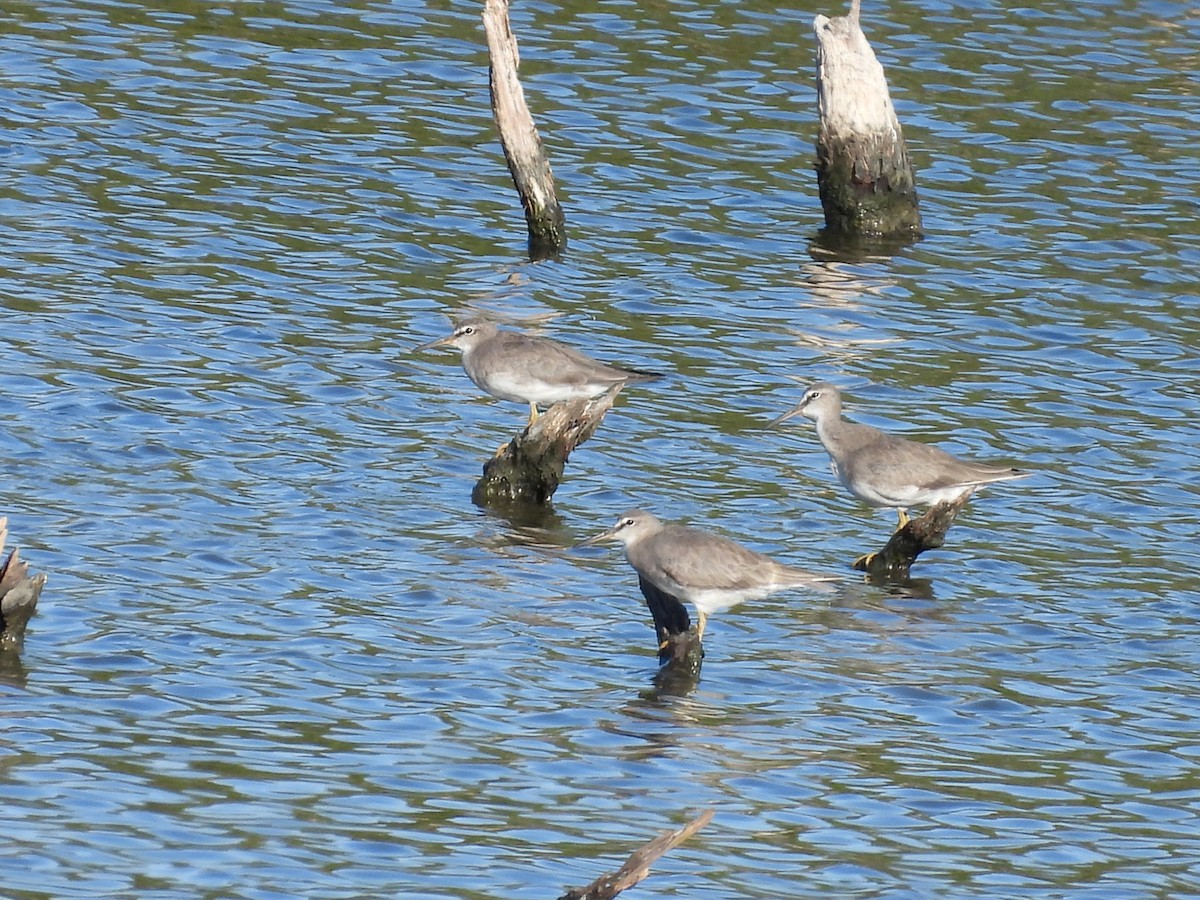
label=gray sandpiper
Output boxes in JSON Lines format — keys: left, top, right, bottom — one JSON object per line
{"left": 580, "top": 509, "right": 838, "bottom": 643}
{"left": 770, "top": 381, "right": 1030, "bottom": 529}
{"left": 416, "top": 321, "right": 662, "bottom": 427}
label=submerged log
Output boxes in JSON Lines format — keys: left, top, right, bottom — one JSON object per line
{"left": 855, "top": 488, "right": 974, "bottom": 580}
{"left": 472, "top": 387, "right": 621, "bottom": 507}
{"left": 638, "top": 576, "right": 703, "bottom": 672}
{"left": 559, "top": 809, "right": 715, "bottom": 900}
{"left": 812, "top": 0, "right": 922, "bottom": 240}
{"left": 482, "top": 0, "right": 566, "bottom": 260}
{"left": 0, "top": 518, "right": 46, "bottom": 647}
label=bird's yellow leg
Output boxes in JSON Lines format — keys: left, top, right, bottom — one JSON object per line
{"left": 895, "top": 508, "right": 910, "bottom": 530}
{"left": 854, "top": 550, "right": 877, "bottom": 570}
{"left": 695, "top": 611, "right": 708, "bottom": 644}
{"left": 526, "top": 402, "right": 540, "bottom": 428}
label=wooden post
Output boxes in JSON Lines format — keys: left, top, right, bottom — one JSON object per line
{"left": 559, "top": 809, "right": 715, "bottom": 900}
{"left": 638, "top": 576, "right": 703, "bottom": 672}
{"left": 472, "top": 387, "right": 620, "bottom": 507}
{"left": 855, "top": 489, "right": 974, "bottom": 580}
{"left": 0, "top": 518, "right": 46, "bottom": 647}
{"left": 481, "top": 0, "right": 566, "bottom": 260}
{"left": 812, "top": 0, "right": 922, "bottom": 240}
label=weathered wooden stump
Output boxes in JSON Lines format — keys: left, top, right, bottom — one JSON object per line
{"left": 482, "top": 0, "right": 566, "bottom": 260}
{"left": 472, "top": 387, "right": 621, "bottom": 507}
{"left": 0, "top": 518, "right": 46, "bottom": 648}
{"left": 637, "top": 576, "right": 703, "bottom": 673}
{"left": 559, "top": 809, "right": 714, "bottom": 900}
{"left": 812, "top": 0, "right": 922, "bottom": 241}
{"left": 855, "top": 489, "right": 974, "bottom": 580}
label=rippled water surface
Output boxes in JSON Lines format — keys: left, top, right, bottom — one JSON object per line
{"left": 2, "top": 0, "right": 1198, "bottom": 896}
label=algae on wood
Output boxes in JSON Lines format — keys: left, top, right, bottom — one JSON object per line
{"left": 855, "top": 488, "right": 974, "bottom": 580}
{"left": 472, "top": 386, "right": 621, "bottom": 507}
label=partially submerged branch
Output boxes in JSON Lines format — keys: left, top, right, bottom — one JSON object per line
{"left": 482, "top": 0, "right": 566, "bottom": 260}
{"left": 472, "top": 387, "right": 621, "bottom": 507}
{"left": 812, "top": 0, "right": 921, "bottom": 241}
{"left": 0, "top": 517, "right": 46, "bottom": 647}
{"left": 855, "top": 489, "right": 974, "bottom": 580}
{"left": 559, "top": 809, "right": 715, "bottom": 900}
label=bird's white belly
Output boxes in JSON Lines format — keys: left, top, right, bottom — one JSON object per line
{"left": 831, "top": 460, "right": 904, "bottom": 507}
{"left": 687, "top": 586, "right": 770, "bottom": 616}
{"left": 647, "top": 574, "right": 772, "bottom": 617}
{"left": 839, "top": 468, "right": 966, "bottom": 509}
{"left": 474, "top": 369, "right": 589, "bottom": 406}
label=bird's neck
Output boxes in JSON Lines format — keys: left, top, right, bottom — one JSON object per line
{"left": 814, "top": 413, "right": 841, "bottom": 450}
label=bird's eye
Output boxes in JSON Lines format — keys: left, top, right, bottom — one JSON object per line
{"left": 622, "top": 518, "right": 635, "bottom": 527}
{"left": 462, "top": 326, "right": 475, "bottom": 335}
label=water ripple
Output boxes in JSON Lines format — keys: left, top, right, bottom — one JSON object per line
{"left": 1, "top": 0, "right": 1198, "bottom": 896}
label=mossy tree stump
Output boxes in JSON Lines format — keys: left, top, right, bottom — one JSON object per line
{"left": 813, "top": 0, "right": 922, "bottom": 241}
{"left": 0, "top": 518, "right": 46, "bottom": 648}
{"left": 637, "top": 576, "right": 703, "bottom": 673}
{"left": 855, "top": 488, "right": 975, "bottom": 580}
{"left": 472, "top": 386, "right": 621, "bottom": 508}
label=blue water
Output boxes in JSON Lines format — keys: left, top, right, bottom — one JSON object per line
{"left": 2, "top": 0, "right": 1198, "bottom": 896}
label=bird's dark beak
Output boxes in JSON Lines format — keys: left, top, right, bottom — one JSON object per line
{"left": 768, "top": 404, "right": 804, "bottom": 428}
{"left": 576, "top": 525, "right": 621, "bottom": 548}
{"left": 413, "top": 334, "right": 453, "bottom": 352}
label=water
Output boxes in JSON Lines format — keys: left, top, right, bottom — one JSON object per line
{"left": 2, "top": 0, "right": 1198, "bottom": 896}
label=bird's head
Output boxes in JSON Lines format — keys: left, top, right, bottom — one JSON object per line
{"left": 577, "top": 509, "right": 662, "bottom": 548}
{"left": 413, "top": 321, "right": 498, "bottom": 353}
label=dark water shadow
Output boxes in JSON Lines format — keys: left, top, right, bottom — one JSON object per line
{"left": 0, "top": 647, "right": 28, "bottom": 688}
{"left": 649, "top": 660, "right": 701, "bottom": 697}
{"left": 478, "top": 495, "right": 566, "bottom": 533}
{"left": 865, "top": 574, "right": 938, "bottom": 601}
{"left": 477, "top": 496, "right": 586, "bottom": 557}
{"left": 809, "top": 228, "right": 921, "bottom": 264}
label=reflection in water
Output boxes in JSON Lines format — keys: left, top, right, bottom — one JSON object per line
{"left": 797, "top": 249, "right": 898, "bottom": 309}
{"left": 614, "top": 679, "right": 725, "bottom": 760}
{"left": 808, "top": 229, "right": 921, "bottom": 265}
{"left": 782, "top": 253, "right": 904, "bottom": 375}
{"left": 650, "top": 661, "right": 702, "bottom": 698}
{"left": 481, "top": 497, "right": 568, "bottom": 539}
{"left": 0, "top": 649, "right": 27, "bottom": 689}
{"left": 869, "top": 574, "right": 937, "bottom": 601}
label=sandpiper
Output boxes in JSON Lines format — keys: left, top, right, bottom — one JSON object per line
{"left": 770, "top": 381, "right": 1029, "bottom": 530}
{"left": 580, "top": 509, "right": 838, "bottom": 643}
{"left": 415, "top": 321, "right": 662, "bottom": 427}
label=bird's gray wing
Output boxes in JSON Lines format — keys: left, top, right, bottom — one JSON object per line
{"left": 845, "top": 431, "right": 977, "bottom": 492}
{"left": 496, "top": 333, "right": 629, "bottom": 387}
{"left": 640, "top": 527, "right": 776, "bottom": 593}
{"left": 925, "top": 460, "right": 1026, "bottom": 490}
